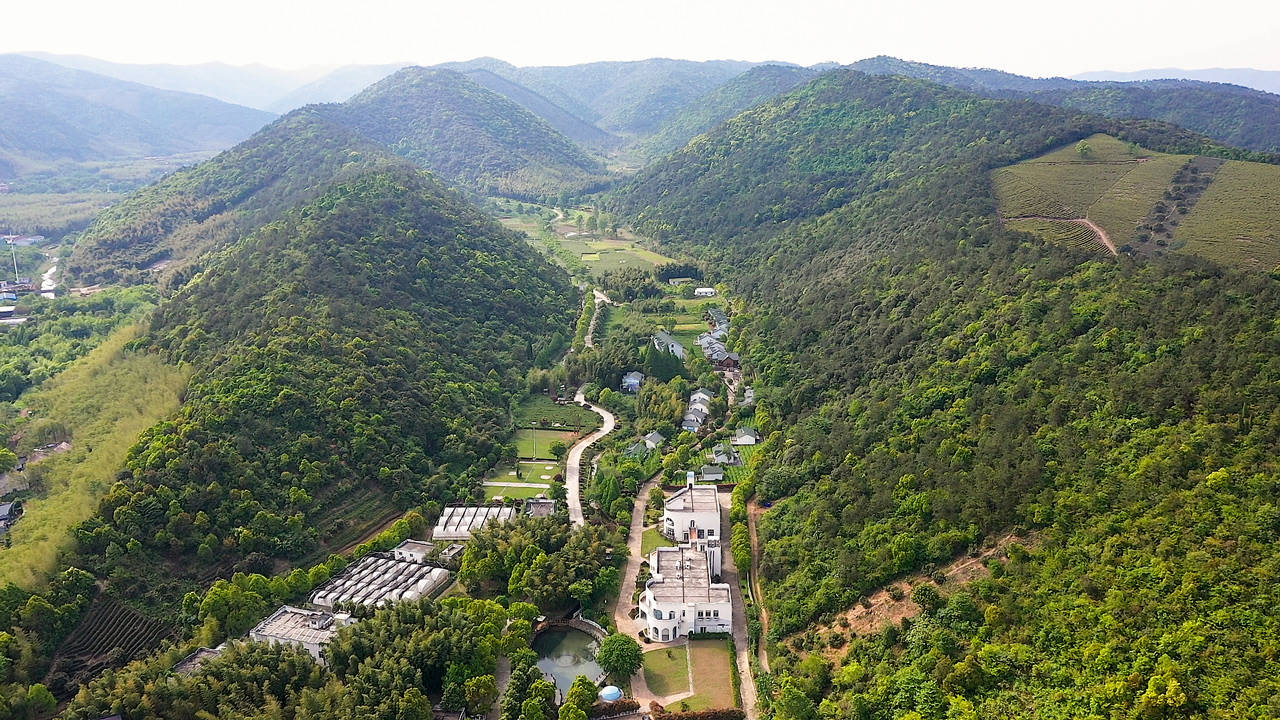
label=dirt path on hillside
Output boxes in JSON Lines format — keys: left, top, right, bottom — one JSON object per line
{"left": 1007, "top": 215, "right": 1117, "bottom": 256}
{"left": 791, "top": 532, "right": 1035, "bottom": 662}
{"left": 747, "top": 501, "right": 771, "bottom": 673}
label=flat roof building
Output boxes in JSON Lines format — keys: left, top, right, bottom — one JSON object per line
{"left": 249, "top": 606, "right": 346, "bottom": 662}
{"left": 637, "top": 546, "right": 731, "bottom": 642}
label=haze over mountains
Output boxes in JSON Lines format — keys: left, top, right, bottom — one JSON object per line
{"left": 1075, "top": 67, "right": 1280, "bottom": 95}
{"left": 6, "top": 38, "right": 1280, "bottom": 720}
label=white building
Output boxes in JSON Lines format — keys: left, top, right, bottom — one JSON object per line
{"left": 433, "top": 505, "right": 516, "bottom": 540}
{"left": 652, "top": 331, "right": 687, "bottom": 360}
{"left": 694, "top": 287, "right": 717, "bottom": 297}
{"left": 621, "top": 371, "right": 645, "bottom": 393}
{"left": 249, "top": 606, "right": 348, "bottom": 662}
{"left": 662, "top": 480, "right": 722, "bottom": 576}
{"left": 310, "top": 552, "right": 451, "bottom": 610}
{"left": 732, "top": 427, "right": 759, "bottom": 445}
{"left": 391, "top": 539, "right": 435, "bottom": 563}
{"left": 637, "top": 546, "right": 731, "bottom": 642}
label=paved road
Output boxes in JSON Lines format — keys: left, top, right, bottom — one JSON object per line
{"left": 721, "top": 490, "right": 760, "bottom": 719}
{"left": 565, "top": 388, "right": 615, "bottom": 527}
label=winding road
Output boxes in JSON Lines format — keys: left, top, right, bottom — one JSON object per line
{"left": 565, "top": 387, "right": 615, "bottom": 526}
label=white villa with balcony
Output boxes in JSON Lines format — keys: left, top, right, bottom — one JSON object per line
{"left": 637, "top": 546, "right": 732, "bottom": 642}
{"left": 662, "top": 480, "right": 722, "bottom": 576}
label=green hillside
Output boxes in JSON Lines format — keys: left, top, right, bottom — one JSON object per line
{"left": 66, "top": 108, "right": 401, "bottom": 284}
{"left": 853, "top": 55, "right": 1280, "bottom": 153}
{"left": 611, "top": 69, "right": 1280, "bottom": 717}
{"left": 462, "top": 68, "right": 618, "bottom": 148}
{"left": 995, "top": 133, "right": 1280, "bottom": 267}
{"left": 635, "top": 64, "right": 818, "bottom": 158}
{"left": 0, "top": 54, "right": 273, "bottom": 178}
{"left": 338, "top": 67, "right": 609, "bottom": 197}
{"left": 68, "top": 166, "right": 575, "bottom": 613}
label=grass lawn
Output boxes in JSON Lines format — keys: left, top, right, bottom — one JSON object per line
{"left": 683, "top": 639, "right": 738, "bottom": 710}
{"left": 515, "top": 429, "right": 578, "bottom": 460}
{"left": 515, "top": 394, "right": 601, "bottom": 431}
{"left": 483, "top": 484, "right": 548, "bottom": 500}
{"left": 643, "top": 645, "right": 690, "bottom": 697}
{"left": 722, "top": 444, "right": 759, "bottom": 484}
{"left": 642, "top": 527, "right": 675, "bottom": 556}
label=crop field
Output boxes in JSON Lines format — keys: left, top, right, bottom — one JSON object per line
{"left": 50, "top": 594, "right": 175, "bottom": 691}
{"left": 515, "top": 428, "right": 578, "bottom": 459}
{"left": 998, "top": 157, "right": 1142, "bottom": 216}
{"left": 1176, "top": 160, "right": 1280, "bottom": 270}
{"left": 722, "top": 444, "right": 759, "bottom": 483}
{"left": 1085, "top": 155, "right": 1190, "bottom": 246}
{"left": 1005, "top": 218, "right": 1104, "bottom": 254}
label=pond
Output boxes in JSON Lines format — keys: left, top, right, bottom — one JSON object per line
{"left": 533, "top": 628, "right": 603, "bottom": 696}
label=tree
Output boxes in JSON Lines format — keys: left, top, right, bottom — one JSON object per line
{"left": 564, "top": 675, "right": 598, "bottom": 713}
{"left": 27, "top": 683, "right": 57, "bottom": 714}
{"left": 1075, "top": 139, "right": 1092, "bottom": 157}
{"left": 596, "top": 633, "right": 642, "bottom": 679}
{"left": 550, "top": 440, "right": 569, "bottom": 460}
{"left": 0, "top": 447, "right": 17, "bottom": 474}
{"left": 772, "top": 677, "right": 818, "bottom": 720}
{"left": 466, "top": 674, "right": 500, "bottom": 714}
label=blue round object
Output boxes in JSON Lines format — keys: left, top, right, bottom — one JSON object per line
{"left": 599, "top": 685, "right": 623, "bottom": 702}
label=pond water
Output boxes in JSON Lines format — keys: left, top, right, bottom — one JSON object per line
{"left": 533, "top": 628, "right": 603, "bottom": 696}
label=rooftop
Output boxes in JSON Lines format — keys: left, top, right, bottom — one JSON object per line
{"left": 433, "top": 505, "right": 516, "bottom": 540}
{"left": 648, "top": 546, "right": 730, "bottom": 603}
{"left": 665, "top": 484, "right": 720, "bottom": 514}
{"left": 251, "top": 606, "right": 339, "bottom": 647}
{"left": 310, "top": 553, "right": 450, "bottom": 608}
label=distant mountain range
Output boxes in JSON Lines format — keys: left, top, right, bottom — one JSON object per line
{"left": 0, "top": 54, "right": 275, "bottom": 178}
{"left": 851, "top": 56, "right": 1280, "bottom": 153}
{"left": 1074, "top": 68, "right": 1280, "bottom": 95}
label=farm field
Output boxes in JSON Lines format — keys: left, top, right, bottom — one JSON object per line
{"left": 0, "top": 326, "right": 189, "bottom": 588}
{"left": 49, "top": 594, "right": 175, "bottom": 692}
{"left": 683, "top": 639, "right": 738, "bottom": 710}
{"left": 1085, "top": 154, "right": 1190, "bottom": 246}
{"left": 514, "top": 393, "right": 601, "bottom": 431}
{"left": 1176, "top": 160, "right": 1280, "bottom": 269}
{"left": 1005, "top": 218, "right": 1105, "bottom": 254}
{"left": 515, "top": 429, "right": 578, "bottom": 459}
{"left": 495, "top": 201, "right": 675, "bottom": 279}
{"left": 642, "top": 644, "right": 690, "bottom": 697}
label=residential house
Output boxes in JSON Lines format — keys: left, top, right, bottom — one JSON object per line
{"left": 625, "top": 441, "right": 650, "bottom": 458}
{"left": 0, "top": 501, "right": 20, "bottom": 529}
{"left": 706, "top": 308, "right": 729, "bottom": 330}
{"left": 691, "top": 388, "right": 714, "bottom": 405}
{"left": 636, "top": 546, "right": 731, "bottom": 642}
{"left": 711, "top": 443, "right": 740, "bottom": 467}
{"left": 694, "top": 287, "right": 717, "bottom": 297}
{"left": 643, "top": 431, "right": 665, "bottom": 450}
{"left": 732, "top": 427, "right": 760, "bottom": 445}
{"left": 700, "top": 465, "right": 725, "bottom": 483}
{"left": 652, "top": 331, "right": 687, "bottom": 360}
{"left": 667, "top": 277, "right": 694, "bottom": 286}
{"left": 621, "top": 371, "right": 644, "bottom": 393}
{"left": 740, "top": 386, "right": 756, "bottom": 406}
{"left": 682, "top": 407, "right": 708, "bottom": 433}
{"left": 525, "top": 498, "right": 557, "bottom": 518}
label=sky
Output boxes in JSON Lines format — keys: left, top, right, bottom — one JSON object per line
{"left": 7, "top": 0, "right": 1280, "bottom": 76}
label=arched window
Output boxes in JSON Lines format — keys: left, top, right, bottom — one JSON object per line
{"left": 654, "top": 608, "right": 663, "bottom": 620}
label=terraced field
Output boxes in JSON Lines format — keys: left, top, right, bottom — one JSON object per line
{"left": 49, "top": 595, "right": 175, "bottom": 692}
{"left": 1005, "top": 218, "right": 1105, "bottom": 254}
{"left": 1176, "top": 160, "right": 1280, "bottom": 270}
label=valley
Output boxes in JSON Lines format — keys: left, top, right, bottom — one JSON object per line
{"left": 0, "top": 39, "right": 1277, "bottom": 720}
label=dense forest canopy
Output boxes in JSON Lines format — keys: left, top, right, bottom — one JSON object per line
{"left": 70, "top": 165, "right": 575, "bottom": 613}
{"left": 852, "top": 55, "right": 1280, "bottom": 153}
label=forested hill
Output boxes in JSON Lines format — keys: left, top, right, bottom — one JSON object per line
{"left": 852, "top": 55, "right": 1280, "bottom": 153}
{"left": 0, "top": 54, "right": 273, "bottom": 178}
{"left": 461, "top": 68, "right": 619, "bottom": 148}
{"left": 614, "top": 69, "right": 1266, "bottom": 274}
{"left": 337, "top": 67, "right": 609, "bottom": 197}
{"left": 634, "top": 64, "right": 819, "bottom": 158}
{"left": 72, "top": 165, "right": 576, "bottom": 613}
{"left": 66, "top": 108, "right": 404, "bottom": 285}
{"left": 613, "top": 68, "right": 1280, "bottom": 716}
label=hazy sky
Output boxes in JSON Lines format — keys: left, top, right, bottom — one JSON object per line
{"left": 8, "top": 0, "right": 1280, "bottom": 76}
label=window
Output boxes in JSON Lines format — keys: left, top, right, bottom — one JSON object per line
{"left": 654, "top": 609, "right": 663, "bottom": 620}
{"left": 707, "top": 529, "right": 715, "bottom": 537}
{"left": 682, "top": 532, "right": 689, "bottom": 541}
{"left": 697, "top": 529, "right": 705, "bottom": 539}
{"left": 713, "top": 610, "right": 719, "bottom": 618}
